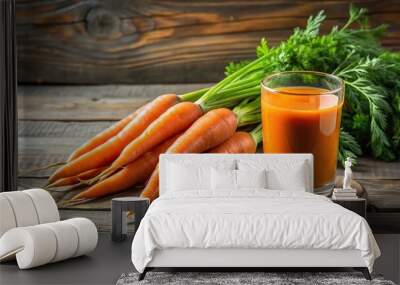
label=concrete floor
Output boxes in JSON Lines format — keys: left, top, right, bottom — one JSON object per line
{"left": 0, "top": 233, "right": 134, "bottom": 285}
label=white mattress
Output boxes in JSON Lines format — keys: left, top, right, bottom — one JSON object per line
{"left": 131, "top": 190, "right": 380, "bottom": 273}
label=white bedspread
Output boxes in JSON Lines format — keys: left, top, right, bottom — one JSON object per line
{"left": 131, "top": 190, "right": 380, "bottom": 272}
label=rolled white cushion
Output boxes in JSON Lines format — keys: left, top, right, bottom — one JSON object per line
{"left": 42, "top": 221, "right": 79, "bottom": 262}
{"left": 0, "top": 189, "right": 59, "bottom": 239}
{"left": 0, "top": 196, "right": 17, "bottom": 238}
{"left": 0, "top": 226, "right": 57, "bottom": 269}
{"left": 63, "top": 218, "right": 98, "bottom": 257}
{"left": 23, "top": 189, "right": 59, "bottom": 224}
{"left": 0, "top": 192, "right": 39, "bottom": 227}
{"left": 0, "top": 218, "right": 98, "bottom": 269}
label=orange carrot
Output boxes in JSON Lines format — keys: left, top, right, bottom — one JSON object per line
{"left": 167, "top": 108, "right": 237, "bottom": 153}
{"left": 208, "top": 132, "right": 256, "bottom": 153}
{"left": 103, "top": 101, "right": 204, "bottom": 176}
{"left": 46, "top": 167, "right": 107, "bottom": 188}
{"left": 48, "top": 94, "right": 178, "bottom": 183}
{"left": 140, "top": 108, "right": 238, "bottom": 201}
{"left": 71, "top": 134, "right": 180, "bottom": 200}
{"left": 140, "top": 168, "right": 160, "bottom": 202}
{"left": 67, "top": 105, "right": 146, "bottom": 162}
{"left": 209, "top": 124, "right": 262, "bottom": 153}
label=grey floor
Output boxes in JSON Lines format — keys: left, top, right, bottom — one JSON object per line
{"left": 0, "top": 233, "right": 134, "bottom": 285}
{"left": 1, "top": 234, "right": 398, "bottom": 285}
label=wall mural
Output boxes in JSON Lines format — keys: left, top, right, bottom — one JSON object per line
{"left": 15, "top": 1, "right": 400, "bottom": 229}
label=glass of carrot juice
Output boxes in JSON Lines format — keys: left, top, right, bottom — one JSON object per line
{"left": 261, "top": 71, "right": 344, "bottom": 195}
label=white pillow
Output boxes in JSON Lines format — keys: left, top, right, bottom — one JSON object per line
{"left": 236, "top": 169, "right": 267, "bottom": 189}
{"left": 211, "top": 168, "right": 237, "bottom": 190}
{"left": 167, "top": 162, "right": 211, "bottom": 191}
{"left": 266, "top": 161, "right": 308, "bottom": 191}
{"left": 238, "top": 159, "right": 309, "bottom": 191}
{"left": 166, "top": 159, "right": 236, "bottom": 193}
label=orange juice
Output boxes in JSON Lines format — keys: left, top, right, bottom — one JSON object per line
{"left": 261, "top": 86, "right": 343, "bottom": 188}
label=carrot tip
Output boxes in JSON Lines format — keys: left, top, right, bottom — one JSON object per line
{"left": 60, "top": 197, "right": 94, "bottom": 207}
{"left": 77, "top": 178, "right": 93, "bottom": 185}
{"left": 101, "top": 168, "right": 118, "bottom": 180}
{"left": 85, "top": 167, "right": 118, "bottom": 185}
{"left": 46, "top": 184, "right": 81, "bottom": 192}
{"left": 26, "top": 162, "right": 67, "bottom": 174}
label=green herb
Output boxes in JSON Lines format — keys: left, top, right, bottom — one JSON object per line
{"left": 220, "top": 5, "right": 400, "bottom": 165}
{"left": 338, "top": 129, "right": 362, "bottom": 167}
{"left": 233, "top": 97, "right": 261, "bottom": 127}
{"left": 250, "top": 124, "right": 263, "bottom": 146}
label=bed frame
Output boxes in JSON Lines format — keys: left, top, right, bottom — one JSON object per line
{"left": 138, "top": 154, "right": 371, "bottom": 281}
{"left": 139, "top": 248, "right": 371, "bottom": 280}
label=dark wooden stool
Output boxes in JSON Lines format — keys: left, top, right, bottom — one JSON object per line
{"left": 332, "top": 198, "right": 366, "bottom": 219}
{"left": 111, "top": 197, "right": 149, "bottom": 242}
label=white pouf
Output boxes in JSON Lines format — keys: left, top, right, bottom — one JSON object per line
{"left": 64, "top": 218, "right": 98, "bottom": 257}
{"left": 24, "top": 189, "right": 60, "bottom": 223}
{"left": 0, "top": 191, "right": 39, "bottom": 227}
{"left": 0, "top": 196, "right": 17, "bottom": 237}
{"left": 42, "top": 221, "right": 79, "bottom": 262}
{"left": 0, "top": 189, "right": 60, "bottom": 237}
{"left": 0, "top": 218, "right": 98, "bottom": 269}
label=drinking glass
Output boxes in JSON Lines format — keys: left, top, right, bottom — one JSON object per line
{"left": 261, "top": 71, "right": 344, "bottom": 195}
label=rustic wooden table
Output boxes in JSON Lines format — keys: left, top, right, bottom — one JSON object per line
{"left": 17, "top": 84, "right": 400, "bottom": 233}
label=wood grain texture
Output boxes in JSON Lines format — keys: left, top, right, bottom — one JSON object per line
{"left": 18, "top": 84, "right": 209, "bottom": 120}
{"left": 16, "top": 0, "right": 400, "bottom": 84}
{"left": 60, "top": 210, "right": 113, "bottom": 232}
{"left": 336, "top": 159, "right": 400, "bottom": 180}
{"left": 361, "top": 179, "right": 400, "bottom": 211}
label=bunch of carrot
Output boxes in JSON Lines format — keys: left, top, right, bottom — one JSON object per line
{"left": 46, "top": 60, "right": 265, "bottom": 205}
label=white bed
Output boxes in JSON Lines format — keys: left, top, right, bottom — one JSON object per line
{"left": 131, "top": 154, "right": 380, "bottom": 280}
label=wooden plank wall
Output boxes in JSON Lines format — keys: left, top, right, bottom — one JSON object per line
{"left": 16, "top": 0, "right": 400, "bottom": 84}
